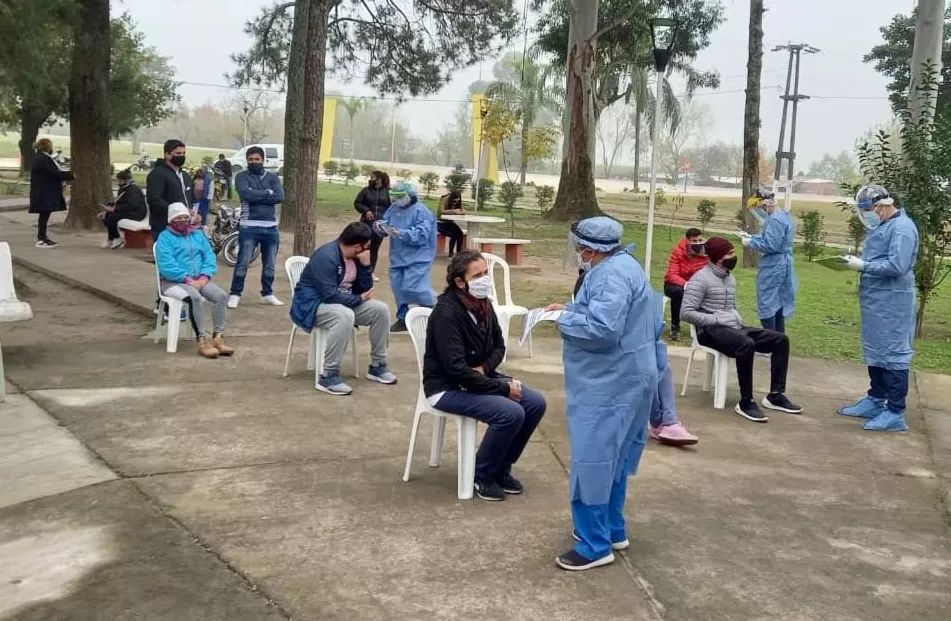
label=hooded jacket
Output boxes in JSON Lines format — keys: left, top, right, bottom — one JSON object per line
{"left": 664, "top": 237, "right": 710, "bottom": 288}
{"left": 146, "top": 159, "right": 193, "bottom": 232}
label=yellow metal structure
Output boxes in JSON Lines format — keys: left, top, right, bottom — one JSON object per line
{"left": 472, "top": 94, "right": 499, "bottom": 182}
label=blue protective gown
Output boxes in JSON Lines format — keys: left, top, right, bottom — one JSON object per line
{"left": 382, "top": 199, "right": 437, "bottom": 309}
{"left": 860, "top": 210, "right": 919, "bottom": 370}
{"left": 748, "top": 209, "right": 797, "bottom": 320}
{"left": 558, "top": 251, "right": 658, "bottom": 506}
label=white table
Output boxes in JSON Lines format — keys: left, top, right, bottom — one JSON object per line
{"left": 440, "top": 214, "right": 506, "bottom": 250}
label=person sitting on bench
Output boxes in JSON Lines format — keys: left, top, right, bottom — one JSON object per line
{"left": 436, "top": 190, "right": 466, "bottom": 257}
{"left": 101, "top": 169, "right": 147, "bottom": 249}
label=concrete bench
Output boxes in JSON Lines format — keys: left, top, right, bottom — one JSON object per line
{"left": 0, "top": 242, "right": 34, "bottom": 402}
{"left": 436, "top": 232, "right": 468, "bottom": 256}
{"left": 471, "top": 238, "right": 531, "bottom": 266}
{"left": 118, "top": 217, "right": 153, "bottom": 249}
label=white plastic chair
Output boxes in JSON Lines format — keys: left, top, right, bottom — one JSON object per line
{"left": 401, "top": 307, "right": 478, "bottom": 500}
{"left": 680, "top": 324, "right": 730, "bottom": 409}
{"left": 482, "top": 252, "right": 530, "bottom": 359}
{"left": 282, "top": 256, "right": 359, "bottom": 380}
{"left": 0, "top": 242, "right": 33, "bottom": 402}
{"left": 152, "top": 244, "right": 192, "bottom": 353}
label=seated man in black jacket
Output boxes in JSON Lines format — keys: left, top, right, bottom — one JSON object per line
{"left": 101, "top": 169, "right": 148, "bottom": 249}
{"left": 423, "top": 250, "right": 547, "bottom": 501}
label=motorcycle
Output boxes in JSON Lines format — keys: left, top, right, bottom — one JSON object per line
{"left": 209, "top": 205, "right": 260, "bottom": 268}
{"left": 132, "top": 153, "right": 152, "bottom": 171}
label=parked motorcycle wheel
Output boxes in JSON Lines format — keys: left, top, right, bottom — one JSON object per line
{"left": 221, "top": 232, "right": 260, "bottom": 267}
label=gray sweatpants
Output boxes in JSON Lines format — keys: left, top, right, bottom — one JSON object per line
{"left": 161, "top": 281, "right": 228, "bottom": 339}
{"left": 314, "top": 300, "right": 390, "bottom": 375}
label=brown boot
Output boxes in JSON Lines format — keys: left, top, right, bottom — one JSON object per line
{"left": 197, "top": 337, "right": 219, "bottom": 359}
{"left": 212, "top": 333, "right": 235, "bottom": 356}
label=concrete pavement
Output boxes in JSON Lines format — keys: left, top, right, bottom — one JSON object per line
{"left": 0, "top": 220, "right": 949, "bottom": 620}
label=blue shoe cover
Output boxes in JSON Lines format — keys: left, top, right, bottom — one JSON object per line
{"left": 863, "top": 410, "right": 909, "bottom": 432}
{"left": 839, "top": 396, "right": 886, "bottom": 419}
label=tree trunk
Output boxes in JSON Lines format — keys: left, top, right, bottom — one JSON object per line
{"left": 741, "top": 0, "right": 764, "bottom": 268}
{"left": 292, "top": 0, "right": 327, "bottom": 256}
{"left": 909, "top": 0, "right": 946, "bottom": 122}
{"left": 280, "top": 0, "right": 310, "bottom": 233}
{"left": 17, "top": 105, "right": 49, "bottom": 177}
{"left": 64, "top": 0, "right": 111, "bottom": 230}
{"left": 519, "top": 121, "right": 529, "bottom": 186}
{"left": 131, "top": 129, "right": 142, "bottom": 154}
{"left": 546, "top": 0, "right": 600, "bottom": 222}
{"left": 632, "top": 102, "right": 642, "bottom": 191}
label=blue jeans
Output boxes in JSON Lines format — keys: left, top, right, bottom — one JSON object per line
{"left": 229, "top": 226, "right": 279, "bottom": 297}
{"left": 434, "top": 385, "right": 547, "bottom": 481}
{"left": 649, "top": 363, "right": 679, "bottom": 427}
{"left": 867, "top": 366, "right": 909, "bottom": 412}
{"left": 761, "top": 310, "right": 785, "bottom": 333}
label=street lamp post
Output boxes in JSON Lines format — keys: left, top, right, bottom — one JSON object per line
{"left": 242, "top": 105, "right": 249, "bottom": 146}
{"left": 644, "top": 17, "right": 677, "bottom": 283}
{"left": 473, "top": 96, "right": 491, "bottom": 212}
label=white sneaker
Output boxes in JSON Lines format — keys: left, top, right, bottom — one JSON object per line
{"left": 109, "top": 238, "right": 125, "bottom": 249}
{"left": 227, "top": 295, "right": 240, "bottom": 309}
{"left": 100, "top": 240, "right": 111, "bottom": 249}
{"left": 260, "top": 295, "right": 284, "bottom": 306}
{"left": 372, "top": 275, "right": 380, "bottom": 282}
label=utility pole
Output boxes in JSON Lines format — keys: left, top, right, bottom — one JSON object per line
{"left": 909, "top": 0, "right": 946, "bottom": 121}
{"left": 771, "top": 43, "right": 819, "bottom": 212}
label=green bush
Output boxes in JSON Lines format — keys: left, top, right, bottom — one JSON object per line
{"left": 474, "top": 179, "right": 495, "bottom": 210}
{"left": 696, "top": 199, "right": 717, "bottom": 232}
{"left": 846, "top": 213, "right": 866, "bottom": 255}
{"left": 498, "top": 181, "right": 523, "bottom": 236}
{"left": 360, "top": 164, "right": 376, "bottom": 178}
{"left": 341, "top": 161, "right": 359, "bottom": 186}
{"left": 443, "top": 170, "right": 471, "bottom": 193}
{"left": 396, "top": 168, "right": 413, "bottom": 179}
{"left": 535, "top": 184, "right": 555, "bottom": 213}
{"left": 418, "top": 172, "right": 440, "bottom": 198}
{"left": 799, "top": 210, "right": 825, "bottom": 261}
{"left": 322, "top": 160, "right": 339, "bottom": 180}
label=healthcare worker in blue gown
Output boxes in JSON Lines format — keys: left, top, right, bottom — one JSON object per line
{"left": 838, "top": 185, "right": 919, "bottom": 432}
{"left": 737, "top": 188, "right": 797, "bottom": 332}
{"left": 375, "top": 182, "right": 437, "bottom": 332}
{"left": 545, "top": 216, "right": 658, "bottom": 571}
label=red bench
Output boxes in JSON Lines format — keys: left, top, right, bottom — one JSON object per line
{"left": 471, "top": 238, "right": 531, "bottom": 266}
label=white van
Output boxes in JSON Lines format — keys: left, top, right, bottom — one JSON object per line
{"left": 227, "top": 143, "right": 283, "bottom": 174}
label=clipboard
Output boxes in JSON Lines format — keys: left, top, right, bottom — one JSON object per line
{"left": 815, "top": 256, "right": 851, "bottom": 272}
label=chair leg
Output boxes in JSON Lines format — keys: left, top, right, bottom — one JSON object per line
{"left": 702, "top": 352, "right": 714, "bottom": 393}
{"left": 681, "top": 349, "right": 694, "bottom": 397}
{"left": 713, "top": 355, "right": 729, "bottom": 409}
{"left": 350, "top": 329, "right": 360, "bottom": 378}
{"left": 457, "top": 418, "right": 477, "bottom": 500}
{"left": 429, "top": 416, "right": 447, "bottom": 467}
{"left": 307, "top": 330, "right": 317, "bottom": 371}
{"left": 282, "top": 326, "right": 297, "bottom": 378}
{"left": 0, "top": 338, "right": 6, "bottom": 403}
{"left": 166, "top": 300, "right": 183, "bottom": 354}
{"left": 153, "top": 302, "right": 164, "bottom": 344}
{"left": 402, "top": 409, "right": 424, "bottom": 482}
{"left": 497, "top": 314, "right": 511, "bottom": 364}
{"left": 527, "top": 331, "right": 534, "bottom": 358}
{"left": 313, "top": 331, "right": 325, "bottom": 377}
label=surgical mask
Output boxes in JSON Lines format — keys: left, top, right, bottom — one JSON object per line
{"left": 170, "top": 155, "right": 186, "bottom": 167}
{"left": 169, "top": 220, "right": 190, "bottom": 234}
{"left": 860, "top": 209, "right": 881, "bottom": 230}
{"left": 466, "top": 275, "right": 493, "bottom": 299}
{"left": 721, "top": 257, "right": 738, "bottom": 271}
{"left": 751, "top": 207, "right": 768, "bottom": 224}
{"left": 248, "top": 163, "right": 264, "bottom": 174}
{"left": 576, "top": 251, "right": 593, "bottom": 272}
{"left": 392, "top": 195, "right": 412, "bottom": 209}
{"left": 689, "top": 242, "right": 706, "bottom": 255}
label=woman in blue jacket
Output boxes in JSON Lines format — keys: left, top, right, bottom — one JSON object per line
{"left": 155, "top": 203, "right": 234, "bottom": 359}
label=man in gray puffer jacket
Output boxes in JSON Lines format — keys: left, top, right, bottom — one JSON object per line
{"left": 680, "top": 237, "right": 802, "bottom": 423}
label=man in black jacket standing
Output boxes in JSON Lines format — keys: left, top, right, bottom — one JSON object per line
{"left": 146, "top": 139, "right": 193, "bottom": 239}
{"left": 214, "top": 153, "right": 233, "bottom": 199}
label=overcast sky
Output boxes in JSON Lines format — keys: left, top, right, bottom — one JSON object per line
{"left": 117, "top": 0, "right": 910, "bottom": 167}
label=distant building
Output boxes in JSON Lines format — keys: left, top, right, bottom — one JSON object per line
{"left": 793, "top": 177, "right": 838, "bottom": 195}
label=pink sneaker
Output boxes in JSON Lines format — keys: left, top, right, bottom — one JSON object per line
{"left": 654, "top": 423, "right": 699, "bottom": 446}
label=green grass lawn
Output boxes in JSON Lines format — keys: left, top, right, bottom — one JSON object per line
{"left": 311, "top": 181, "right": 951, "bottom": 374}
{"left": 0, "top": 132, "right": 225, "bottom": 168}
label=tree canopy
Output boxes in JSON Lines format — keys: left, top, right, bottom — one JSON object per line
{"left": 865, "top": 6, "right": 951, "bottom": 115}
{"left": 230, "top": 0, "right": 520, "bottom": 96}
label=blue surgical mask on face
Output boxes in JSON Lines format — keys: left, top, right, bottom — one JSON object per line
{"left": 860, "top": 209, "right": 881, "bottom": 230}
{"left": 577, "top": 250, "right": 593, "bottom": 272}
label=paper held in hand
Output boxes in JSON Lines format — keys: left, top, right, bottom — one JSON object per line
{"left": 518, "top": 307, "right": 563, "bottom": 345}
{"left": 815, "top": 256, "right": 852, "bottom": 272}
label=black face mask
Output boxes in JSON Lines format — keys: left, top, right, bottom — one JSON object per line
{"left": 247, "top": 163, "right": 264, "bottom": 174}
{"left": 170, "top": 155, "right": 186, "bottom": 167}
{"left": 721, "top": 257, "right": 738, "bottom": 271}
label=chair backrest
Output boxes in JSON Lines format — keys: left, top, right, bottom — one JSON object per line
{"left": 482, "top": 252, "right": 515, "bottom": 307}
{"left": 284, "top": 256, "right": 309, "bottom": 292}
{"left": 405, "top": 307, "right": 432, "bottom": 379}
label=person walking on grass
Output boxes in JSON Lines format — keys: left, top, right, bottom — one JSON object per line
{"left": 29, "top": 138, "right": 74, "bottom": 249}
{"left": 228, "top": 146, "right": 285, "bottom": 309}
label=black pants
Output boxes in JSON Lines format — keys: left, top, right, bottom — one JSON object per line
{"left": 103, "top": 212, "right": 122, "bottom": 240}
{"left": 224, "top": 177, "right": 233, "bottom": 199}
{"left": 437, "top": 221, "right": 465, "bottom": 256}
{"left": 663, "top": 283, "right": 685, "bottom": 330}
{"left": 697, "top": 326, "right": 789, "bottom": 406}
{"left": 369, "top": 232, "right": 384, "bottom": 273}
{"left": 37, "top": 212, "right": 51, "bottom": 241}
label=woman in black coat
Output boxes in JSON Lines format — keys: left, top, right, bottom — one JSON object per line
{"left": 353, "top": 170, "right": 391, "bottom": 275}
{"left": 101, "top": 169, "right": 148, "bottom": 249}
{"left": 29, "top": 138, "right": 74, "bottom": 248}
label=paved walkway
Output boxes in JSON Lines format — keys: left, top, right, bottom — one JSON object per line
{"left": 1, "top": 216, "right": 949, "bottom": 620}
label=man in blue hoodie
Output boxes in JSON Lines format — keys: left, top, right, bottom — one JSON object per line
{"left": 228, "top": 146, "right": 285, "bottom": 309}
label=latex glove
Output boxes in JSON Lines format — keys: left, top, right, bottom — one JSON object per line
{"left": 734, "top": 230, "right": 751, "bottom": 240}
{"left": 740, "top": 236, "right": 752, "bottom": 247}
{"left": 845, "top": 255, "right": 865, "bottom": 272}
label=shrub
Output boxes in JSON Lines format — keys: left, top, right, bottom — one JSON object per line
{"left": 443, "top": 170, "right": 471, "bottom": 193}
{"left": 360, "top": 163, "right": 376, "bottom": 177}
{"left": 474, "top": 178, "right": 495, "bottom": 210}
{"left": 341, "top": 161, "right": 359, "bottom": 186}
{"left": 418, "top": 172, "right": 440, "bottom": 198}
{"left": 696, "top": 199, "right": 717, "bottom": 232}
{"left": 498, "top": 181, "right": 523, "bottom": 235}
{"left": 799, "top": 210, "right": 825, "bottom": 261}
{"left": 322, "top": 160, "right": 339, "bottom": 180}
{"left": 846, "top": 213, "right": 866, "bottom": 255}
{"left": 535, "top": 184, "right": 555, "bottom": 214}
{"left": 397, "top": 168, "right": 413, "bottom": 179}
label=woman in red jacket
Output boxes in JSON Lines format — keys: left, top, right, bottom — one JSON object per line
{"left": 663, "top": 227, "right": 709, "bottom": 340}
